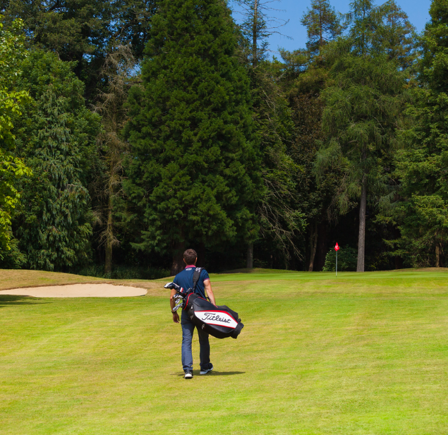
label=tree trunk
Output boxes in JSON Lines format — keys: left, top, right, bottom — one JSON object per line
{"left": 171, "top": 241, "right": 185, "bottom": 276}
{"left": 393, "top": 225, "right": 403, "bottom": 269}
{"left": 357, "top": 177, "right": 367, "bottom": 272}
{"left": 252, "top": 0, "right": 258, "bottom": 67}
{"left": 319, "top": 7, "right": 323, "bottom": 48}
{"left": 104, "top": 193, "right": 113, "bottom": 275}
{"left": 436, "top": 243, "right": 441, "bottom": 267}
{"left": 308, "top": 222, "right": 318, "bottom": 271}
{"left": 246, "top": 242, "right": 254, "bottom": 269}
{"left": 394, "top": 256, "right": 403, "bottom": 270}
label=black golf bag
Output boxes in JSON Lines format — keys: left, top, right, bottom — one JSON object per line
{"left": 164, "top": 267, "right": 244, "bottom": 339}
{"left": 184, "top": 292, "right": 244, "bottom": 339}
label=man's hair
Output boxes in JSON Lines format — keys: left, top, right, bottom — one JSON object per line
{"left": 183, "top": 249, "right": 198, "bottom": 265}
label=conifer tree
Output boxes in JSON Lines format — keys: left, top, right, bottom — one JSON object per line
{"left": 391, "top": 0, "right": 448, "bottom": 267}
{"left": 301, "top": 0, "right": 342, "bottom": 56}
{"left": 376, "top": 0, "right": 415, "bottom": 69}
{"left": 281, "top": 0, "right": 343, "bottom": 271}
{"left": 282, "top": 60, "right": 344, "bottom": 271}
{"left": 346, "top": 0, "right": 414, "bottom": 64}
{"left": 250, "top": 60, "right": 305, "bottom": 268}
{"left": 125, "top": 0, "right": 261, "bottom": 274}
{"left": 236, "top": 0, "right": 289, "bottom": 67}
{"left": 94, "top": 46, "right": 137, "bottom": 275}
{"left": 235, "top": 1, "right": 303, "bottom": 268}
{"left": 316, "top": 0, "right": 409, "bottom": 272}
{"left": 13, "top": 51, "right": 101, "bottom": 271}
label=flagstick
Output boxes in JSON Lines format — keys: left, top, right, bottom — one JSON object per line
{"left": 334, "top": 243, "right": 340, "bottom": 277}
{"left": 336, "top": 250, "right": 338, "bottom": 277}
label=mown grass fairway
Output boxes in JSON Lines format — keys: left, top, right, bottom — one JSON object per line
{"left": 1, "top": 269, "right": 448, "bottom": 434}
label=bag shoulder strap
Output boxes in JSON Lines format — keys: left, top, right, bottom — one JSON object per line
{"left": 192, "top": 267, "right": 202, "bottom": 292}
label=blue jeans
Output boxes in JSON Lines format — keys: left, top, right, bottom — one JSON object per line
{"left": 181, "top": 310, "right": 211, "bottom": 372}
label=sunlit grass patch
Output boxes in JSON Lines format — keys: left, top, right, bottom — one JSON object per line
{"left": 1, "top": 269, "right": 448, "bottom": 434}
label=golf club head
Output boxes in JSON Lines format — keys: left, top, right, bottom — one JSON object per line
{"left": 172, "top": 294, "right": 184, "bottom": 312}
{"left": 164, "top": 282, "right": 181, "bottom": 291}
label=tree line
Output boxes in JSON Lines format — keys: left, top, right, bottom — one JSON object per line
{"left": 0, "top": 0, "right": 447, "bottom": 276}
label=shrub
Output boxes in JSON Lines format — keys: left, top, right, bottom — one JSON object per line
{"left": 323, "top": 246, "right": 358, "bottom": 272}
{"left": 74, "top": 265, "right": 170, "bottom": 280}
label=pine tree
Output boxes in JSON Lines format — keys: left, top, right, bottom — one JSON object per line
{"left": 346, "top": 0, "right": 378, "bottom": 56}
{"left": 316, "top": 0, "right": 409, "bottom": 272}
{"left": 301, "top": 0, "right": 342, "bottom": 56}
{"left": 236, "top": 0, "right": 290, "bottom": 67}
{"left": 376, "top": 0, "right": 415, "bottom": 69}
{"left": 390, "top": 0, "right": 448, "bottom": 267}
{"left": 281, "top": 0, "right": 343, "bottom": 271}
{"left": 346, "top": 0, "right": 414, "bottom": 64}
{"left": 419, "top": 0, "right": 448, "bottom": 92}
{"left": 250, "top": 60, "right": 305, "bottom": 268}
{"left": 94, "top": 46, "right": 137, "bottom": 275}
{"left": 125, "top": 0, "right": 261, "bottom": 274}
{"left": 235, "top": 1, "right": 304, "bottom": 268}
{"left": 13, "top": 51, "right": 101, "bottom": 271}
{"left": 282, "top": 61, "right": 344, "bottom": 271}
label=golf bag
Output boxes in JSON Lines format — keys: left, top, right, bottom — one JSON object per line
{"left": 164, "top": 268, "right": 244, "bottom": 339}
{"left": 184, "top": 292, "right": 244, "bottom": 339}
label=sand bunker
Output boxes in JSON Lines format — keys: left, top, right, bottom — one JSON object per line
{"left": 0, "top": 283, "right": 147, "bottom": 298}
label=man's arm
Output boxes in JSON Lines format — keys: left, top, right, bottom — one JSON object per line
{"left": 204, "top": 279, "right": 216, "bottom": 306}
{"left": 170, "top": 288, "right": 179, "bottom": 323}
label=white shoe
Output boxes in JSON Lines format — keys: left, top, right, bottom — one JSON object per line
{"left": 200, "top": 364, "right": 213, "bottom": 375}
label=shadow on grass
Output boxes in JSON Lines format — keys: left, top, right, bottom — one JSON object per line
{"left": 0, "top": 295, "right": 48, "bottom": 308}
{"left": 174, "top": 371, "right": 245, "bottom": 377}
{"left": 207, "top": 371, "right": 245, "bottom": 376}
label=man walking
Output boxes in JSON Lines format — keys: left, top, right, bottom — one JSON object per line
{"left": 170, "top": 249, "right": 216, "bottom": 379}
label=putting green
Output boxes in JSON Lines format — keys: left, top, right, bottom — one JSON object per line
{"left": 1, "top": 269, "right": 448, "bottom": 434}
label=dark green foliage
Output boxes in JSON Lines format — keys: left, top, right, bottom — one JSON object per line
{"left": 323, "top": 245, "right": 357, "bottom": 271}
{"left": 236, "top": 2, "right": 305, "bottom": 265}
{"left": 125, "top": 0, "right": 261, "bottom": 273}
{"left": 316, "top": 0, "right": 409, "bottom": 271}
{"left": 0, "top": 0, "right": 158, "bottom": 99}
{"left": 387, "top": 0, "right": 448, "bottom": 267}
{"left": 75, "top": 264, "right": 169, "bottom": 280}
{"left": 280, "top": 13, "right": 342, "bottom": 270}
{"left": 318, "top": 50, "right": 406, "bottom": 208}
{"left": 317, "top": 50, "right": 407, "bottom": 271}
{"left": 246, "top": 58, "right": 305, "bottom": 264}
{"left": 289, "top": 83, "right": 343, "bottom": 270}
{"left": 13, "top": 51, "right": 101, "bottom": 271}
{"left": 417, "top": 0, "right": 448, "bottom": 91}
{"left": 0, "top": 0, "right": 427, "bottom": 273}
{"left": 0, "top": 237, "right": 26, "bottom": 268}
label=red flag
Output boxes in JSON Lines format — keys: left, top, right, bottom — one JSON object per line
{"left": 335, "top": 243, "right": 340, "bottom": 251}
